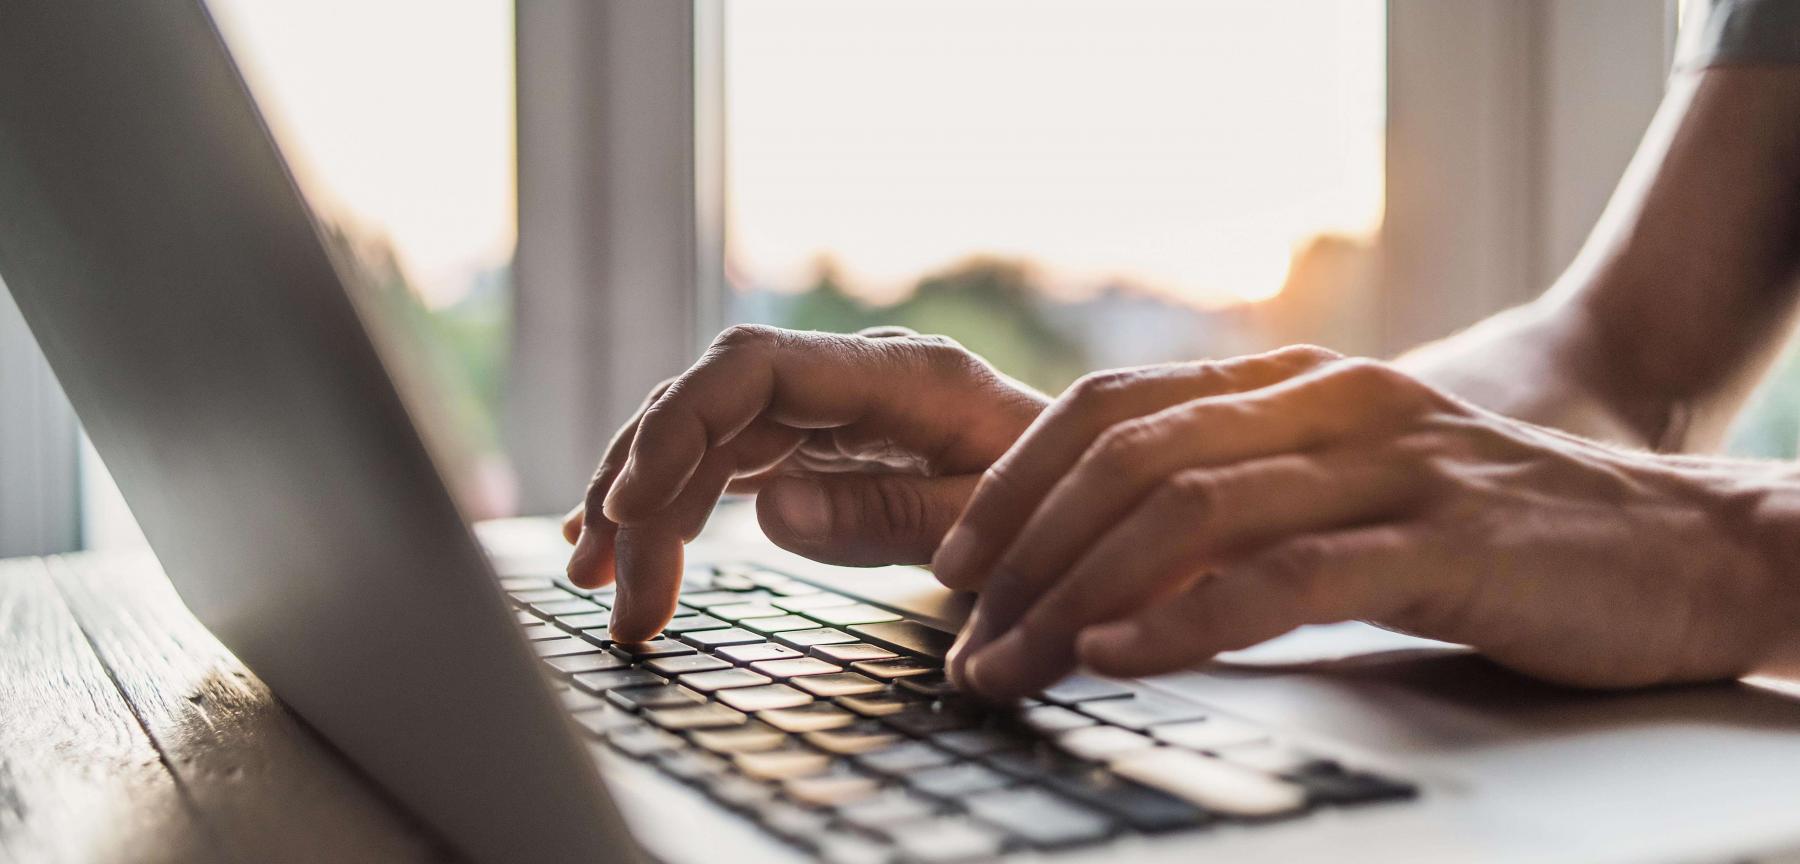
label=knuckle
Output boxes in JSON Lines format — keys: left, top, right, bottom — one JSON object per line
{"left": 907, "top": 333, "right": 983, "bottom": 380}
{"left": 1084, "top": 417, "right": 1159, "bottom": 477}
{"left": 1067, "top": 369, "right": 1140, "bottom": 407}
{"left": 1325, "top": 358, "right": 1430, "bottom": 407}
{"left": 712, "top": 323, "right": 781, "bottom": 354}
{"left": 1257, "top": 539, "right": 1332, "bottom": 608}
{"left": 1270, "top": 343, "right": 1344, "bottom": 370}
{"left": 1157, "top": 468, "right": 1220, "bottom": 519}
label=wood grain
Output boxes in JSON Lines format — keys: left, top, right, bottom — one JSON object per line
{"left": 45, "top": 551, "right": 454, "bottom": 864}
{"left": 0, "top": 557, "right": 221, "bottom": 864}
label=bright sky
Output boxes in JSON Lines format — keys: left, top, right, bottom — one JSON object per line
{"left": 728, "top": 0, "right": 1385, "bottom": 307}
{"left": 205, "top": 0, "right": 1382, "bottom": 311}
{"left": 206, "top": 0, "right": 516, "bottom": 308}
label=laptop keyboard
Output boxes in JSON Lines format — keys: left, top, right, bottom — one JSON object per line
{"left": 505, "top": 564, "right": 1415, "bottom": 863}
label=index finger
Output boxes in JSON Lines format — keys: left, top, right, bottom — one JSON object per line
{"left": 930, "top": 345, "right": 1338, "bottom": 591}
{"left": 601, "top": 325, "right": 1013, "bottom": 523}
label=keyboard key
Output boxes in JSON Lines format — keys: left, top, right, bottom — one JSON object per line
{"left": 644, "top": 653, "right": 732, "bottom": 677}
{"left": 655, "top": 749, "right": 730, "bottom": 784}
{"left": 883, "top": 709, "right": 978, "bottom": 738}
{"left": 554, "top": 612, "right": 612, "bottom": 631}
{"left": 754, "top": 800, "right": 833, "bottom": 840}
{"left": 561, "top": 689, "right": 606, "bottom": 713}
{"left": 661, "top": 615, "right": 730, "bottom": 635}
{"left": 520, "top": 623, "right": 564, "bottom": 641}
{"left": 573, "top": 669, "right": 665, "bottom": 694}
{"left": 772, "top": 593, "right": 859, "bottom": 612}
{"left": 1077, "top": 693, "right": 1208, "bottom": 730}
{"left": 509, "top": 588, "right": 569, "bottom": 604}
{"left": 546, "top": 652, "right": 628, "bottom": 675}
{"left": 716, "top": 683, "right": 814, "bottom": 712}
{"left": 500, "top": 576, "right": 554, "bottom": 591}
{"left": 774, "top": 628, "right": 859, "bottom": 650}
{"left": 1039, "top": 767, "right": 1210, "bottom": 833}
{"left": 836, "top": 691, "right": 928, "bottom": 717}
{"left": 803, "top": 604, "right": 903, "bottom": 627}
{"left": 710, "top": 602, "right": 786, "bottom": 622}
{"left": 835, "top": 789, "right": 938, "bottom": 831}
{"left": 717, "top": 642, "right": 803, "bottom": 664}
{"left": 1019, "top": 704, "right": 1096, "bottom": 734}
{"left": 792, "top": 672, "right": 886, "bottom": 698}
{"left": 902, "top": 762, "right": 1015, "bottom": 800}
{"left": 606, "top": 725, "right": 685, "bottom": 758}
{"left": 680, "top": 627, "right": 766, "bottom": 649}
{"left": 854, "top": 740, "right": 956, "bottom": 776}
{"left": 847, "top": 620, "right": 955, "bottom": 660}
{"left": 1109, "top": 748, "right": 1307, "bottom": 818}
{"left": 783, "top": 766, "right": 881, "bottom": 808}
{"left": 1041, "top": 675, "right": 1134, "bottom": 705}
{"left": 733, "top": 745, "right": 832, "bottom": 781}
{"left": 610, "top": 639, "right": 697, "bottom": 661}
{"left": 1286, "top": 763, "right": 1417, "bottom": 806}
{"left": 690, "top": 721, "right": 789, "bottom": 754}
{"left": 930, "top": 728, "right": 1031, "bottom": 758}
{"left": 811, "top": 642, "right": 896, "bottom": 664}
{"left": 679, "top": 668, "right": 772, "bottom": 693}
{"left": 710, "top": 571, "right": 759, "bottom": 592}
{"left": 680, "top": 590, "right": 776, "bottom": 608}
{"left": 741, "top": 615, "right": 824, "bottom": 635}
{"left": 706, "top": 775, "right": 778, "bottom": 811}
{"left": 1056, "top": 726, "right": 1157, "bottom": 761}
{"left": 895, "top": 673, "right": 957, "bottom": 698}
{"left": 964, "top": 787, "right": 1115, "bottom": 848}
{"left": 575, "top": 628, "right": 617, "bottom": 648}
{"left": 532, "top": 598, "right": 606, "bottom": 617}
{"left": 572, "top": 706, "right": 637, "bottom": 737}
{"left": 645, "top": 703, "right": 749, "bottom": 731}
{"left": 804, "top": 720, "right": 903, "bottom": 756}
{"left": 1149, "top": 717, "right": 1269, "bottom": 751}
{"left": 535, "top": 637, "right": 602, "bottom": 658}
{"left": 606, "top": 683, "right": 704, "bottom": 712}
{"left": 750, "top": 657, "right": 841, "bottom": 679}
{"left": 886, "top": 817, "right": 1006, "bottom": 863}
{"left": 814, "top": 831, "right": 892, "bottom": 864}
{"left": 850, "top": 657, "right": 938, "bottom": 680}
{"left": 759, "top": 702, "right": 858, "bottom": 733}
{"left": 1214, "top": 743, "right": 1334, "bottom": 776}
{"left": 513, "top": 610, "right": 539, "bottom": 625}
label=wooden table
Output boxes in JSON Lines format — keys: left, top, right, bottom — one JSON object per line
{"left": 0, "top": 551, "right": 457, "bottom": 864}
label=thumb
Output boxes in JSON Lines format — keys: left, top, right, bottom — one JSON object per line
{"left": 756, "top": 472, "right": 977, "bottom": 567}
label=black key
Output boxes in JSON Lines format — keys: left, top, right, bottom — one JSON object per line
{"left": 716, "top": 683, "right": 814, "bottom": 712}
{"left": 757, "top": 702, "right": 857, "bottom": 733}
{"left": 811, "top": 642, "right": 896, "bottom": 664}
{"left": 689, "top": 721, "right": 789, "bottom": 755}
{"left": 606, "top": 724, "right": 686, "bottom": 758}
{"left": 561, "top": 689, "right": 607, "bottom": 713}
{"left": 964, "top": 787, "right": 1116, "bottom": 848}
{"left": 716, "top": 642, "right": 802, "bottom": 664}
{"left": 836, "top": 690, "right": 928, "bottom": 717}
{"left": 895, "top": 673, "right": 957, "bottom": 698}
{"left": 848, "top": 620, "right": 955, "bottom": 660}
{"left": 1076, "top": 693, "right": 1207, "bottom": 730}
{"left": 930, "top": 728, "right": 1031, "bottom": 758}
{"left": 680, "top": 627, "right": 767, "bottom": 649}
{"left": 802, "top": 720, "right": 903, "bottom": 756}
{"left": 545, "top": 652, "right": 628, "bottom": 675}
{"left": 607, "top": 683, "right": 704, "bottom": 712}
{"left": 1040, "top": 675, "right": 1134, "bottom": 705}
{"left": 1034, "top": 762, "right": 1211, "bottom": 832}
{"left": 883, "top": 708, "right": 978, "bottom": 738}
{"left": 644, "top": 653, "right": 732, "bottom": 677}
{"left": 535, "top": 637, "right": 602, "bottom": 658}
{"left": 774, "top": 628, "right": 858, "bottom": 650}
{"left": 902, "top": 762, "right": 1015, "bottom": 800}
{"left": 575, "top": 628, "right": 616, "bottom": 648}
{"left": 662, "top": 615, "right": 731, "bottom": 635}
{"left": 802, "top": 604, "right": 902, "bottom": 627}
{"left": 520, "top": 623, "right": 564, "bottom": 642}
{"left": 749, "top": 657, "right": 841, "bottom": 679}
{"left": 1287, "top": 763, "right": 1417, "bottom": 806}
{"left": 850, "top": 657, "right": 939, "bottom": 680}
{"left": 610, "top": 639, "right": 697, "bottom": 661}
{"left": 572, "top": 706, "right": 637, "bottom": 737}
{"left": 853, "top": 740, "right": 956, "bottom": 776}
{"left": 573, "top": 668, "right": 665, "bottom": 694}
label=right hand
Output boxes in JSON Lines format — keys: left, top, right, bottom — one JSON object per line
{"left": 564, "top": 325, "right": 1048, "bottom": 641}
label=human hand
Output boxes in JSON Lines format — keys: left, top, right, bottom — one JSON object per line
{"left": 564, "top": 325, "right": 1047, "bottom": 641}
{"left": 932, "top": 345, "right": 1800, "bottom": 699}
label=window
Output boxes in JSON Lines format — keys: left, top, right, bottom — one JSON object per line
{"left": 723, "top": 0, "right": 1386, "bottom": 395}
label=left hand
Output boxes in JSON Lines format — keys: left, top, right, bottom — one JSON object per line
{"left": 932, "top": 346, "right": 1800, "bottom": 700}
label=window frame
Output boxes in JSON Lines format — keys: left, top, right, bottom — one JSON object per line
{"left": 505, "top": 0, "right": 1675, "bottom": 515}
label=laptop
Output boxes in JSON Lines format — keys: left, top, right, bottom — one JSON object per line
{"left": 6, "top": 2, "right": 1800, "bottom": 862}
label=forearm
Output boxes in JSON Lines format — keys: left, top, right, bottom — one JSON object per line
{"left": 1401, "top": 66, "right": 1800, "bottom": 452}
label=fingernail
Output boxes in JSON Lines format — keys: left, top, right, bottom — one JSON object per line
{"left": 566, "top": 528, "right": 597, "bottom": 586}
{"left": 601, "top": 455, "right": 636, "bottom": 522}
{"left": 933, "top": 526, "right": 976, "bottom": 582}
{"left": 772, "top": 477, "right": 831, "bottom": 543}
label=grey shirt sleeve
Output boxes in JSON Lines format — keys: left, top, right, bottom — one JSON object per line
{"left": 1680, "top": 0, "right": 1800, "bottom": 68}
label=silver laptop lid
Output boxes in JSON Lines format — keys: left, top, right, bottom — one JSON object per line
{"left": 0, "top": 3, "right": 636, "bottom": 861}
